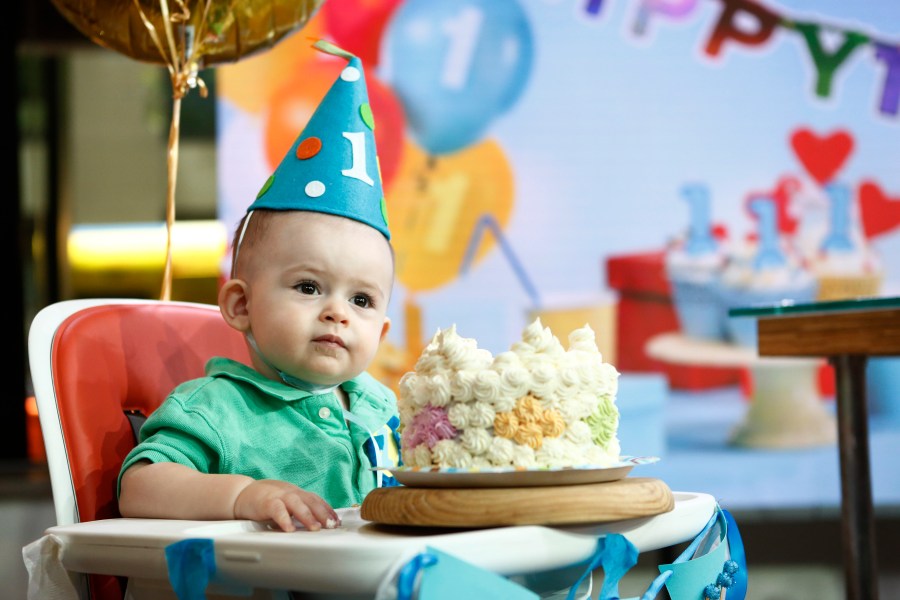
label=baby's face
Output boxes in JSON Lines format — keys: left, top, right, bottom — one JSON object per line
{"left": 243, "top": 212, "right": 393, "bottom": 386}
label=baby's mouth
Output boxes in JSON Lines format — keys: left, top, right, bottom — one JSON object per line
{"left": 314, "top": 334, "right": 346, "bottom": 349}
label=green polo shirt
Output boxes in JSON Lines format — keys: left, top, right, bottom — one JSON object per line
{"left": 117, "top": 357, "right": 398, "bottom": 509}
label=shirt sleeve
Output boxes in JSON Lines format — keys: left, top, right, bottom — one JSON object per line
{"left": 117, "top": 383, "right": 228, "bottom": 497}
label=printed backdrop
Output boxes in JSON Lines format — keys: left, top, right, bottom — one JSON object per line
{"left": 216, "top": 0, "right": 900, "bottom": 509}
{"left": 216, "top": 0, "right": 900, "bottom": 380}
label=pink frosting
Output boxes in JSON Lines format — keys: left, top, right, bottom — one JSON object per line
{"left": 401, "top": 405, "right": 458, "bottom": 449}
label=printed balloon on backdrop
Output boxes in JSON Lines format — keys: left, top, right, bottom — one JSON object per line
{"left": 264, "top": 57, "right": 406, "bottom": 191}
{"left": 382, "top": 0, "right": 534, "bottom": 156}
{"left": 323, "top": 0, "right": 404, "bottom": 67}
{"left": 390, "top": 139, "right": 514, "bottom": 291}
{"left": 217, "top": 16, "right": 325, "bottom": 114}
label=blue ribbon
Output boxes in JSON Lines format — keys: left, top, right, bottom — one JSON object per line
{"left": 566, "top": 533, "right": 639, "bottom": 600}
{"left": 722, "top": 509, "right": 748, "bottom": 600}
{"left": 165, "top": 538, "right": 216, "bottom": 600}
{"left": 563, "top": 505, "right": 747, "bottom": 600}
{"left": 397, "top": 552, "right": 438, "bottom": 600}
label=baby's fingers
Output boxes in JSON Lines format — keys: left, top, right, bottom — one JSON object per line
{"left": 267, "top": 501, "right": 298, "bottom": 533}
{"left": 286, "top": 495, "right": 340, "bottom": 531}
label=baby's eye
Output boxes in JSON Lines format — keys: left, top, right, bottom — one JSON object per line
{"left": 295, "top": 281, "right": 319, "bottom": 295}
{"left": 351, "top": 294, "right": 373, "bottom": 309}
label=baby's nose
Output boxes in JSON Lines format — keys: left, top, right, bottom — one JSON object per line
{"left": 321, "top": 299, "right": 349, "bottom": 323}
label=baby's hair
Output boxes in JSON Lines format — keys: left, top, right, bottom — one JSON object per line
{"left": 228, "top": 209, "right": 397, "bottom": 290}
{"left": 229, "top": 209, "right": 276, "bottom": 279}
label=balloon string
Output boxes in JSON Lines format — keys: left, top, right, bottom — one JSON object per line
{"left": 132, "top": 0, "right": 170, "bottom": 74}
{"left": 158, "top": 0, "right": 181, "bottom": 76}
{"left": 133, "top": 0, "right": 210, "bottom": 301}
{"left": 133, "top": 0, "right": 208, "bottom": 100}
{"left": 161, "top": 97, "right": 182, "bottom": 301}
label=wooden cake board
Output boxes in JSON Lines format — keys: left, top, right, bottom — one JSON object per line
{"left": 360, "top": 477, "right": 674, "bottom": 528}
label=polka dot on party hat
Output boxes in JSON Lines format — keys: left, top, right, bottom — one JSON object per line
{"left": 341, "top": 65, "right": 361, "bottom": 82}
{"left": 296, "top": 137, "right": 322, "bottom": 160}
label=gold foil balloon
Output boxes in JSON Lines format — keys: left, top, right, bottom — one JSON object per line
{"left": 50, "top": 0, "right": 325, "bottom": 69}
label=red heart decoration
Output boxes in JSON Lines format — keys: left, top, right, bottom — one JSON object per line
{"left": 789, "top": 128, "right": 854, "bottom": 185}
{"left": 859, "top": 180, "right": 900, "bottom": 239}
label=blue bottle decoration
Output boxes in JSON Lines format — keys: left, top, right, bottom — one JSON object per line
{"left": 682, "top": 183, "right": 718, "bottom": 256}
{"left": 749, "top": 197, "right": 786, "bottom": 270}
{"left": 821, "top": 182, "right": 855, "bottom": 253}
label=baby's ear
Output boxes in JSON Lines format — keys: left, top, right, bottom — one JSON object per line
{"left": 218, "top": 278, "right": 251, "bottom": 332}
{"left": 380, "top": 317, "right": 391, "bottom": 342}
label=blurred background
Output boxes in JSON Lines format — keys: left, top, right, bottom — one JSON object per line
{"left": 8, "top": 0, "right": 900, "bottom": 597}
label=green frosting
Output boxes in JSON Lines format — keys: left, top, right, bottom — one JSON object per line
{"left": 585, "top": 394, "right": 619, "bottom": 448}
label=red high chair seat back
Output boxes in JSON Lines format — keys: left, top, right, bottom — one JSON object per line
{"left": 28, "top": 299, "right": 250, "bottom": 600}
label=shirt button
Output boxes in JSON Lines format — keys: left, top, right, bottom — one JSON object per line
{"left": 318, "top": 407, "right": 331, "bottom": 420}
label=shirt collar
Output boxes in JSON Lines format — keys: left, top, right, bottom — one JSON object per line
{"left": 204, "top": 356, "right": 334, "bottom": 402}
{"left": 204, "top": 358, "right": 395, "bottom": 427}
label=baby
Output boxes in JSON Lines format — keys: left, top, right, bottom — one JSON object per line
{"left": 118, "top": 40, "right": 399, "bottom": 532}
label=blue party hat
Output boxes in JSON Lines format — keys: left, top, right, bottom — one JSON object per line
{"left": 249, "top": 39, "right": 390, "bottom": 239}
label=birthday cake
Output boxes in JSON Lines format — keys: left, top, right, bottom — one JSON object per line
{"left": 397, "top": 318, "right": 621, "bottom": 469}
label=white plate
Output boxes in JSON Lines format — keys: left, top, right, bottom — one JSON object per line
{"left": 375, "top": 456, "right": 660, "bottom": 488}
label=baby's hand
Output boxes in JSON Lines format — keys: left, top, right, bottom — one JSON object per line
{"left": 233, "top": 479, "right": 340, "bottom": 532}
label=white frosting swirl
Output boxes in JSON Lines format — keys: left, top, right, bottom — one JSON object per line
{"left": 567, "top": 324, "right": 599, "bottom": 354}
{"left": 467, "top": 401, "right": 497, "bottom": 429}
{"left": 559, "top": 390, "right": 599, "bottom": 421}
{"left": 398, "top": 371, "right": 417, "bottom": 399}
{"left": 492, "top": 352, "right": 532, "bottom": 399}
{"left": 460, "top": 428, "right": 492, "bottom": 456}
{"left": 511, "top": 318, "right": 563, "bottom": 359}
{"left": 405, "top": 444, "right": 433, "bottom": 468}
{"left": 431, "top": 439, "right": 472, "bottom": 468}
{"left": 596, "top": 363, "right": 619, "bottom": 396}
{"left": 528, "top": 355, "right": 560, "bottom": 400}
{"left": 472, "top": 370, "right": 503, "bottom": 404}
{"left": 420, "top": 373, "right": 451, "bottom": 407}
{"left": 447, "top": 403, "right": 471, "bottom": 430}
{"left": 564, "top": 420, "right": 592, "bottom": 445}
{"left": 398, "top": 405, "right": 416, "bottom": 428}
{"left": 534, "top": 437, "right": 571, "bottom": 468}
{"left": 487, "top": 436, "right": 515, "bottom": 466}
{"left": 511, "top": 444, "right": 537, "bottom": 468}
{"left": 440, "top": 326, "right": 493, "bottom": 370}
{"left": 414, "top": 352, "right": 444, "bottom": 375}
{"left": 449, "top": 370, "right": 478, "bottom": 403}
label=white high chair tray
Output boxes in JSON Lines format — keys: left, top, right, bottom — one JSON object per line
{"left": 42, "top": 491, "right": 715, "bottom": 596}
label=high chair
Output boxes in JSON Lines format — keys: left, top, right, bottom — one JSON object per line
{"left": 27, "top": 299, "right": 745, "bottom": 600}
{"left": 27, "top": 298, "right": 250, "bottom": 600}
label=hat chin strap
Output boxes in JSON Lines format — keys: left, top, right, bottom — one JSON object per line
{"left": 231, "top": 210, "right": 254, "bottom": 278}
{"left": 246, "top": 332, "right": 339, "bottom": 395}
